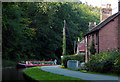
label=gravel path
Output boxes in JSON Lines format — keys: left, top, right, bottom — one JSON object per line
{"left": 40, "top": 65, "right": 120, "bottom": 81}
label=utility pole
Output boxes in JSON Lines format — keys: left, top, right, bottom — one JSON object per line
{"left": 62, "top": 20, "right": 66, "bottom": 56}
{"left": 62, "top": 20, "right": 66, "bottom": 65}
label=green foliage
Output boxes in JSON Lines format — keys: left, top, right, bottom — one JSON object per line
{"left": 63, "top": 55, "right": 71, "bottom": 68}
{"left": 2, "top": 3, "right": 29, "bottom": 60}
{"left": 2, "top": 2, "right": 100, "bottom": 63}
{"left": 2, "top": 59, "right": 18, "bottom": 67}
{"left": 63, "top": 54, "right": 85, "bottom": 68}
{"left": 85, "top": 49, "right": 120, "bottom": 74}
{"left": 90, "top": 39, "right": 96, "bottom": 54}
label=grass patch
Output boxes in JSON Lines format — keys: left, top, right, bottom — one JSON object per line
{"left": 61, "top": 66, "right": 120, "bottom": 77}
{"left": 23, "top": 66, "right": 90, "bottom": 81}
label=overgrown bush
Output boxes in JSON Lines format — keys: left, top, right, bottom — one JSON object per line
{"left": 85, "top": 49, "right": 120, "bottom": 74}
{"left": 63, "top": 54, "right": 85, "bottom": 68}
{"left": 90, "top": 39, "right": 96, "bottom": 55}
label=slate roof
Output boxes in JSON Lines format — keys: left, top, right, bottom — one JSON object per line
{"left": 85, "top": 11, "right": 120, "bottom": 36}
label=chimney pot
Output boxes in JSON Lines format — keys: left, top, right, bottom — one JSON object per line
{"left": 106, "top": 4, "right": 108, "bottom": 8}
{"left": 109, "top": 4, "right": 111, "bottom": 8}
{"left": 89, "top": 22, "right": 96, "bottom": 31}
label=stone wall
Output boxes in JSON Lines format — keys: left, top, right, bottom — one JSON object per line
{"left": 67, "top": 60, "right": 80, "bottom": 70}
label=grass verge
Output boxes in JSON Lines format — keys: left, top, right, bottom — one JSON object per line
{"left": 23, "top": 66, "right": 90, "bottom": 81}
{"left": 61, "top": 66, "right": 120, "bottom": 77}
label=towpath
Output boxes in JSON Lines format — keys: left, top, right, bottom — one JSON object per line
{"left": 40, "top": 65, "right": 120, "bottom": 81}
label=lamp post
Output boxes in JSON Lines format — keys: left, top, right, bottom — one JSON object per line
{"left": 74, "top": 41, "right": 76, "bottom": 54}
{"left": 61, "top": 56, "right": 63, "bottom": 65}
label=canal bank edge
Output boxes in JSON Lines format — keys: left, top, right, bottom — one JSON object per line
{"left": 23, "top": 71, "right": 37, "bottom": 82}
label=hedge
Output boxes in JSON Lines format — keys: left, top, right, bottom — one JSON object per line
{"left": 63, "top": 54, "right": 85, "bottom": 68}
{"left": 85, "top": 49, "right": 120, "bottom": 75}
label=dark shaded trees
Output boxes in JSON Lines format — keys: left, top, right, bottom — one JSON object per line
{"left": 2, "top": 2, "right": 100, "bottom": 61}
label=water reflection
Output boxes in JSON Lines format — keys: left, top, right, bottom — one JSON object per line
{"left": 2, "top": 67, "right": 27, "bottom": 81}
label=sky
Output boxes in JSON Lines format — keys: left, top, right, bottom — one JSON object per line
{"left": 80, "top": 0, "right": 118, "bottom": 14}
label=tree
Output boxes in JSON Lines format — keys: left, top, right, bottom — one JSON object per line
{"left": 2, "top": 2, "right": 100, "bottom": 61}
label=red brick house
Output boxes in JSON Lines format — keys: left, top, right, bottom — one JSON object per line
{"left": 77, "top": 39, "right": 85, "bottom": 54}
{"left": 84, "top": 2, "right": 120, "bottom": 63}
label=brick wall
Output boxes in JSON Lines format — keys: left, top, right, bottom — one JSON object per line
{"left": 88, "top": 33, "right": 99, "bottom": 53}
{"left": 88, "top": 34, "right": 92, "bottom": 57}
{"left": 85, "top": 32, "right": 99, "bottom": 62}
{"left": 99, "top": 17, "right": 119, "bottom": 52}
{"left": 118, "top": 15, "right": 120, "bottom": 49}
{"left": 94, "top": 33, "right": 99, "bottom": 53}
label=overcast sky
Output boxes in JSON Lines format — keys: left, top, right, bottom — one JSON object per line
{"left": 80, "top": 0, "right": 119, "bottom": 14}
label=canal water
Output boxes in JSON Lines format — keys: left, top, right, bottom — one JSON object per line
{"left": 2, "top": 67, "right": 27, "bottom": 82}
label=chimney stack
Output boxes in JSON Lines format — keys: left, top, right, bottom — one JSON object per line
{"left": 101, "top": 4, "right": 112, "bottom": 21}
{"left": 89, "top": 22, "right": 96, "bottom": 31}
